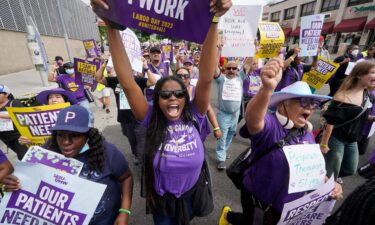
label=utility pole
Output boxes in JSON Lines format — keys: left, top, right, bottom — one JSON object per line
{"left": 57, "top": 0, "right": 73, "bottom": 62}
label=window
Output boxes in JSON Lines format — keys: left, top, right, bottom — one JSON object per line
{"left": 348, "top": 0, "right": 372, "bottom": 6}
{"left": 300, "top": 1, "right": 316, "bottom": 17}
{"left": 321, "top": 0, "right": 340, "bottom": 12}
{"left": 284, "top": 7, "right": 296, "bottom": 20}
{"left": 270, "top": 11, "right": 281, "bottom": 22}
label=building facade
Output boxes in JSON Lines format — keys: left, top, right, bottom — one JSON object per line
{"left": 268, "top": 0, "right": 375, "bottom": 55}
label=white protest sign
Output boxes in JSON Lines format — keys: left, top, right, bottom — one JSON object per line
{"left": 107, "top": 56, "right": 113, "bottom": 68}
{"left": 120, "top": 29, "right": 142, "bottom": 73}
{"left": 368, "top": 122, "right": 375, "bottom": 138}
{"left": 146, "top": 73, "right": 162, "bottom": 90}
{"left": 299, "top": 14, "right": 325, "bottom": 57}
{"left": 283, "top": 144, "right": 326, "bottom": 193}
{"left": 119, "top": 89, "right": 131, "bottom": 110}
{"left": 277, "top": 176, "right": 336, "bottom": 225}
{"left": 190, "top": 78, "right": 198, "bottom": 87}
{"left": 0, "top": 162, "right": 106, "bottom": 225}
{"left": 345, "top": 62, "right": 356, "bottom": 75}
{"left": 222, "top": 77, "right": 243, "bottom": 101}
{"left": 0, "top": 112, "right": 13, "bottom": 131}
{"left": 220, "top": 5, "right": 262, "bottom": 57}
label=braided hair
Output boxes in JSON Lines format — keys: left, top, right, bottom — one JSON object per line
{"left": 48, "top": 128, "right": 106, "bottom": 172}
{"left": 325, "top": 178, "right": 375, "bottom": 225}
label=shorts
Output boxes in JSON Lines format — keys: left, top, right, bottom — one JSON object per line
{"left": 101, "top": 87, "right": 111, "bottom": 97}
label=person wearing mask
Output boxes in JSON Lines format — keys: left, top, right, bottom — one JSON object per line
{"left": 0, "top": 85, "right": 28, "bottom": 160}
{"left": 48, "top": 62, "right": 94, "bottom": 126}
{"left": 328, "top": 44, "right": 359, "bottom": 97}
{"left": 2, "top": 105, "right": 134, "bottom": 225}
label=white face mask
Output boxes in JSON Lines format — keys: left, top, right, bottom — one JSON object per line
{"left": 66, "top": 69, "right": 74, "bottom": 74}
{"left": 351, "top": 50, "right": 359, "bottom": 57}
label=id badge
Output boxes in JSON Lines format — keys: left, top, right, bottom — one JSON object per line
{"left": 253, "top": 207, "right": 265, "bottom": 225}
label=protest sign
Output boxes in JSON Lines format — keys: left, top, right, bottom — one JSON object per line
{"left": 283, "top": 144, "right": 326, "bottom": 193}
{"left": 0, "top": 112, "right": 13, "bottom": 132}
{"left": 74, "top": 58, "right": 100, "bottom": 90}
{"left": 120, "top": 29, "right": 143, "bottom": 73}
{"left": 222, "top": 77, "right": 243, "bottom": 101}
{"left": 345, "top": 62, "right": 356, "bottom": 75}
{"left": 299, "top": 14, "right": 325, "bottom": 57}
{"left": 0, "top": 162, "right": 105, "bottom": 225}
{"left": 22, "top": 146, "right": 84, "bottom": 176}
{"left": 161, "top": 43, "right": 173, "bottom": 61}
{"left": 94, "top": 0, "right": 213, "bottom": 43}
{"left": 302, "top": 56, "right": 339, "bottom": 90}
{"left": 220, "top": 5, "right": 262, "bottom": 57}
{"left": 119, "top": 89, "right": 131, "bottom": 110}
{"left": 256, "top": 22, "right": 285, "bottom": 58}
{"left": 6, "top": 103, "right": 70, "bottom": 146}
{"left": 82, "top": 39, "right": 100, "bottom": 58}
{"left": 277, "top": 176, "right": 336, "bottom": 225}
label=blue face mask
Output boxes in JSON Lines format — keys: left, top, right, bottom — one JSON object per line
{"left": 79, "top": 141, "right": 90, "bottom": 154}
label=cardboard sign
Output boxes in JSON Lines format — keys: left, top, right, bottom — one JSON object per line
{"left": 74, "top": 58, "right": 100, "bottom": 90}
{"left": 299, "top": 14, "right": 325, "bottom": 57}
{"left": 222, "top": 77, "right": 242, "bottom": 101}
{"left": 256, "top": 22, "right": 285, "bottom": 58}
{"left": 83, "top": 39, "right": 100, "bottom": 58}
{"left": 120, "top": 29, "right": 143, "bottom": 73}
{"left": 302, "top": 57, "right": 339, "bottom": 90}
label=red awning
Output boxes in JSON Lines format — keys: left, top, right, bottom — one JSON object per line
{"left": 333, "top": 17, "right": 367, "bottom": 33}
{"left": 283, "top": 27, "right": 292, "bottom": 37}
{"left": 290, "top": 27, "right": 300, "bottom": 36}
{"left": 321, "top": 22, "right": 335, "bottom": 34}
{"left": 366, "top": 18, "right": 375, "bottom": 29}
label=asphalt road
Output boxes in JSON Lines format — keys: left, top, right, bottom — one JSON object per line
{"left": 101, "top": 83, "right": 373, "bottom": 225}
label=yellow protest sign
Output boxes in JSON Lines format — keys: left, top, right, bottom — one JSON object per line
{"left": 83, "top": 40, "right": 95, "bottom": 49}
{"left": 6, "top": 103, "right": 70, "bottom": 146}
{"left": 77, "top": 61, "right": 96, "bottom": 75}
{"left": 256, "top": 22, "right": 285, "bottom": 59}
{"left": 302, "top": 56, "right": 339, "bottom": 90}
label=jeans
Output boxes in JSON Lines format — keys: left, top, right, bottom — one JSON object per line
{"left": 120, "top": 120, "right": 146, "bottom": 163}
{"left": 325, "top": 135, "right": 359, "bottom": 179}
{"left": 78, "top": 99, "right": 94, "bottom": 127}
{"left": 216, "top": 110, "right": 240, "bottom": 162}
{"left": 152, "top": 197, "right": 193, "bottom": 225}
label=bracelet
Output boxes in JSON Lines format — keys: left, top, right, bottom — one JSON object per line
{"left": 213, "top": 127, "right": 220, "bottom": 131}
{"left": 119, "top": 208, "right": 131, "bottom": 215}
{"left": 1, "top": 184, "right": 5, "bottom": 193}
{"left": 320, "top": 144, "right": 328, "bottom": 148}
{"left": 212, "top": 16, "right": 220, "bottom": 24}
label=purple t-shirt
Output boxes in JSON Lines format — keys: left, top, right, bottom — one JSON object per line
{"left": 242, "top": 114, "right": 315, "bottom": 212}
{"left": 55, "top": 74, "right": 86, "bottom": 101}
{"left": 148, "top": 62, "right": 169, "bottom": 77}
{"left": 275, "top": 64, "right": 303, "bottom": 92}
{"left": 242, "top": 69, "right": 262, "bottom": 97}
{"left": 0, "top": 149, "right": 7, "bottom": 164}
{"left": 142, "top": 104, "right": 208, "bottom": 197}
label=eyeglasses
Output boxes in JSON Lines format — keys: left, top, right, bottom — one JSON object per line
{"left": 176, "top": 73, "right": 190, "bottom": 79}
{"left": 292, "top": 98, "right": 321, "bottom": 109}
{"left": 158, "top": 90, "right": 186, "bottom": 99}
{"left": 226, "top": 67, "right": 238, "bottom": 71}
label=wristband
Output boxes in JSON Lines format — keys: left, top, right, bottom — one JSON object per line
{"left": 213, "top": 127, "right": 220, "bottom": 131}
{"left": 119, "top": 208, "right": 131, "bottom": 215}
{"left": 212, "top": 16, "right": 220, "bottom": 24}
{"left": 320, "top": 144, "right": 328, "bottom": 148}
{"left": 1, "top": 184, "right": 5, "bottom": 193}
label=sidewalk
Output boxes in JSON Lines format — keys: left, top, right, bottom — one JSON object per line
{"left": 1, "top": 68, "right": 119, "bottom": 160}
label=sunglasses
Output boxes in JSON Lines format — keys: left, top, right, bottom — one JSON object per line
{"left": 176, "top": 73, "right": 190, "bottom": 79}
{"left": 226, "top": 67, "right": 238, "bottom": 71}
{"left": 158, "top": 90, "right": 186, "bottom": 99}
{"left": 292, "top": 98, "right": 321, "bottom": 110}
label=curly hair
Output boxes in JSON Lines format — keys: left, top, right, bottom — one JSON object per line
{"left": 48, "top": 128, "right": 106, "bottom": 171}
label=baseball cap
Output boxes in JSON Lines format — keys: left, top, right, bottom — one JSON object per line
{"left": 183, "top": 59, "right": 193, "bottom": 65}
{"left": 319, "top": 36, "right": 324, "bottom": 42}
{"left": 149, "top": 46, "right": 161, "bottom": 53}
{"left": 63, "top": 62, "right": 74, "bottom": 69}
{"left": 50, "top": 105, "right": 91, "bottom": 133}
{"left": 0, "top": 85, "right": 11, "bottom": 94}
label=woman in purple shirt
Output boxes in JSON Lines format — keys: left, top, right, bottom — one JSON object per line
{"left": 91, "top": 1, "right": 232, "bottom": 224}
{"left": 220, "top": 58, "right": 343, "bottom": 225}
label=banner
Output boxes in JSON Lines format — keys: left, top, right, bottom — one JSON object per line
{"left": 74, "top": 58, "right": 100, "bottom": 90}
{"left": 22, "top": 146, "right": 84, "bottom": 176}
{"left": 277, "top": 176, "right": 336, "bottom": 225}
{"left": 82, "top": 39, "right": 100, "bottom": 58}
{"left": 6, "top": 103, "right": 70, "bottom": 146}
{"left": 256, "top": 22, "right": 285, "bottom": 58}
{"left": 94, "top": 0, "right": 214, "bottom": 43}
{"left": 0, "top": 162, "right": 106, "bottom": 225}
{"left": 299, "top": 14, "right": 325, "bottom": 57}
{"left": 120, "top": 29, "right": 143, "bottom": 73}
{"left": 220, "top": 5, "right": 262, "bottom": 57}
{"left": 302, "top": 57, "right": 339, "bottom": 90}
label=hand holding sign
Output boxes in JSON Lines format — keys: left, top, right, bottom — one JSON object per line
{"left": 1, "top": 174, "right": 21, "bottom": 192}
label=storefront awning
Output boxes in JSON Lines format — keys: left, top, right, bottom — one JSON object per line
{"left": 290, "top": 27, "right": 300, "bottom": 36}
{"left": 365, "top": 18, "right": 375, "bottom": 29}
{"left": 333, "top": 17, "right": 367, "bottom": 33}
{"left": 282, "top": 27, "right": 292, "bottom": 37}
{"left": 321, "top": 22, "right": 335, "bottom": 34}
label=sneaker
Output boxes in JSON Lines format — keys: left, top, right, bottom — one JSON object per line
{"left": 102, "top": 104, "right": 105, "bottom": 109}
{"left": 106, "top": 109, "right": 110, "bottom": 114}
{"left": 219, "top": 206, "right": 231, "bottom": 225}
{"left": 217, "top": 161, "right": 226, "bottom": 170}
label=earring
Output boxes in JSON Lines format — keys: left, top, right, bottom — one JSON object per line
{"left": 276, "top": 110, "right": 294, "bottom": 129}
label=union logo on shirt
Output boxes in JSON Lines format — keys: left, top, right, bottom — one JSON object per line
{"left": 67, "top": 82, "right": 79, "bottom": 92}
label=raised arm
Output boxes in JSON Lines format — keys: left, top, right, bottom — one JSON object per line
{"left": 95, "top": 63, "right": 108, "bottom": 86}
{"left": 245, "top": 58, "right": 283, "bottom": 135}
{"left": 107, "top": 27, "right": 148, "bottom": 121}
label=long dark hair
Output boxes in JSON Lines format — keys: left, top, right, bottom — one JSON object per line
{"left": 145, "top": 76, "right": 193, "bottom": 205}
{"left": 48, "top": 128, "right": 106, "bottom": 171}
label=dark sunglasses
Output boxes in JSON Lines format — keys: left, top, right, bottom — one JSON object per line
{"left": 226, "top": 67, "right": 238, "bottom": 71}
{"left": 158, "top": 90, "right": 186, "bottom": 99}
{"left": 292, "top": 98, "right": 321, "bottom": 110}
{"left": 176, "top": 73, "right": 190, "bottom": 79}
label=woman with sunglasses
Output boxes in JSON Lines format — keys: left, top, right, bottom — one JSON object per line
{"left": 90, "top": 0, "right": 231, "bottom": 224}
{"left": 219, "top": 58, "right": 343, "bottom": 225}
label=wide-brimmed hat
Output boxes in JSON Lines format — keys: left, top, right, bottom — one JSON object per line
{"left": 50, "top": 105, "right": 91, "bottom": 133}
{"left": 36, "top": 88, "right": 78, "bottom": 105}
{"left": 268, "top": 81, "right": 331, "bottom": 111}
